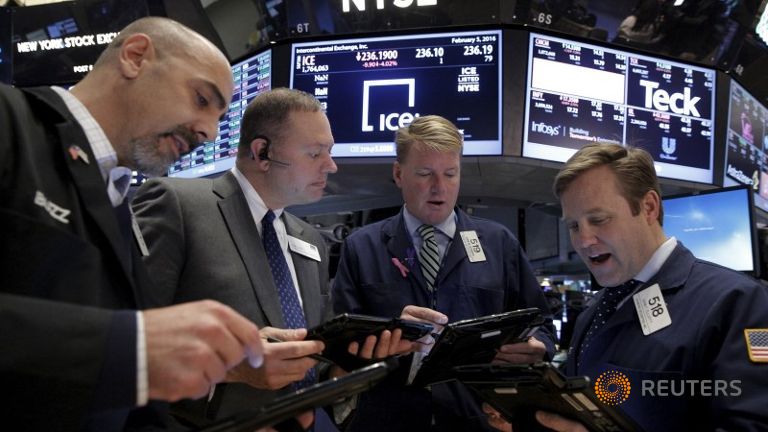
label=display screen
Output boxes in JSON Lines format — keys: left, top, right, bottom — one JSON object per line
{"left": 723, "top": 79, "right": 768, "bottom": 212}
{"left": 663, "top": 186, "right": 758, "bottom": 274}
{"left": 168, "top": 49, "right": 272, "bottom": 178}
{"left": 290, "top": 29, "right": 502, "bottom": 157}
{"left": 756, "top": 1, "right": 768, "bottom": 47}
{"left": 12, "top": 0, "right": 148, "bottom": 86}
{"left": 523, "top": 33, "right": 716, "bottom": 184}
{"left": 0, "top": 8, "right": 11, "bottom": 85}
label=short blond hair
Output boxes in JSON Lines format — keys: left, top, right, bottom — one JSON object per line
{"left": 553, "top": 143, "right": 664, "bottom": 224}
{"left": 395, "top": 115, "right": 462, "bottom": 163}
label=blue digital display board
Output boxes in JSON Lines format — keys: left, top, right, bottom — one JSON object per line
{"left": 290, "top": 29, "right": 503, "bottom": 157}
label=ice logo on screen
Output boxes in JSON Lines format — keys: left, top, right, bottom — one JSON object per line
{"left": 361, "top": 78, "right": 420, "bottom": 132}
{"left": 640, "top": 80, "right": 701, "bottom": 118}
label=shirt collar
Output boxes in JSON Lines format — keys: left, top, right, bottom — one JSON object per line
{"left": 51, "top": 86, "right": 131, "bottom": 206}
{"left": 232, "top": 166, "right": 284, "bottom": 228}
{"left": 402, "top": 205, "right": 457, "bottom": 240}
{"left": 51, "top": 86, "right": 120, "bottom": 180}
{"left": 633, "top": 236, "right": 677, "bottom": 283}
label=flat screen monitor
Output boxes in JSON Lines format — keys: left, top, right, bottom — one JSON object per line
{"left": 290, "top": 29, "right": 502, "bottom": 157}
{"left": 167, "top": 49, "right": 272, "bottom": 178}
{"left": 523, "top": 32, "right": 716, "bottom": 184}
{"left": 663, "top": 185, "right": 758, "bottom": 275}
{"left": 0, "top": 8, "right": 11, "bottom": 85}
{"left": 756, "top": 0, "right": 768, "bottom": 47}
{"left": 723, "top": 79, "right": 768, "bottom": 212}
{"left": 12, "top": 0, "right": 148, "bottom": 86}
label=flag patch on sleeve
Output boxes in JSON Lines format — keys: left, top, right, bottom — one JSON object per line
{"left": 744, "top": 329, "right": 768, "bottom": 363}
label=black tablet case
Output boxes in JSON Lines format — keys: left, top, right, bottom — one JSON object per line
{"left": 455, "top": 363, "right": 642, "bottom": 432}
{"left": 306, "top": 313, "right": 433, "bottom": 370}
{"left": 197, "top": 359, "right": 396, "bottom": 432}
{"left": 410, "top": 308, "right": 545, "bottom": 387}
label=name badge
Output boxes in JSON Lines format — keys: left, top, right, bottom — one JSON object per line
{"left": 129, "top": 209, "right": 150, "bottom": 257}
{"left": 287, "top": 236, "right": 321, "bottom": 262}
{"left": 459, "top": 230, "right": 486, "bottom": 263}
{"left": 633, "top": 283, "right": 672, "bottom": 335}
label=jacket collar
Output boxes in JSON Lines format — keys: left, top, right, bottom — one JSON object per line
{"left": 569, "top": 244, "right": 694, "bottom": 373}
{"left": 214, "top": 171, "right": 318, "bottom": 326}
{"left": 23, "top": 87, "right": 143, "bottom": 304}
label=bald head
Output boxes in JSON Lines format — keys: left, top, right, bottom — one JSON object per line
{"left": 93, "top": 17, "right": 227, "bottom": 70}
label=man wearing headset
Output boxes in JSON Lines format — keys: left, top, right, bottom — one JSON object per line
{"left": 133, "top": 88, "right": 408, "bottom": 428}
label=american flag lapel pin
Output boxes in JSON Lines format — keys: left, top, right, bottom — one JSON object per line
{"left": 744, "top": 328, "right": 768, "bottom": 363}
{"left": 68, "top": 145, "right": 90, "bottom": 165}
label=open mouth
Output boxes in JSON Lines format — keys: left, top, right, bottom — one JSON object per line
{"left": 589, "top": 253, "right": 611, "bottom": 264}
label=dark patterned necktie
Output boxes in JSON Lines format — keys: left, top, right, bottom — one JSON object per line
{"left": 577, "top": 279, "right": 640, "bottom": 370}
{"left": 417, "top": 224, "right": 440, "bottom": 292}
{"left": 262, "top": 210, "right": 315, "bottom": 387}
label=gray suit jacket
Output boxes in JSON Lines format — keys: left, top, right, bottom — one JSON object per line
{"left": 132, "top": 171, "right": 332, "bottom": 421}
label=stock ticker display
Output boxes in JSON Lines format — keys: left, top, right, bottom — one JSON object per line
{"left": 290, "top": 30, "right": 502, "bottom": 157}
{"left": 724, "top": 79, "right": 768, "bottom": 212}
{"left": 524, "top": 33, "right": 716, "bottom": 184}
{"left": 167, "top": 49, "right": 272, "bottom": 178}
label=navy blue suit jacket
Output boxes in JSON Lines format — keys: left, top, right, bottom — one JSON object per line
{"left": 333, "top": 208, "right": 555, "bottom": 431}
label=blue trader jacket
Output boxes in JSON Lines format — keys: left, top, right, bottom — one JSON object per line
{"left": 333, "top": 207, "right": 556, "bottom": 432}
{"left": 566, "top": 243, "right": 768, "bottom": 431}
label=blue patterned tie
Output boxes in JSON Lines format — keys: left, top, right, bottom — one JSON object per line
{"left": 262, "top": 210, "right": 315, "bottom": 387}
{"left": 577, "top": 279, "right": 640, "bottom": 370}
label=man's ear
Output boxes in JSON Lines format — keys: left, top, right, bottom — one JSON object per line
{"left": 392, "top": 161, "right": 403, "bottom": 188}
{"left": 642, "top": 190, "right": 661, "bottom": 224}
{"left": 250, "top": 137, "right": 270, "bottom": 168}
{"left": 118, "top": 33, "right": 154, "bottom": 79}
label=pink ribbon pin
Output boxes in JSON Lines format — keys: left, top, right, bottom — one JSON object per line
{"left": 391, "top": 257, "right": 410, "bottom": 278}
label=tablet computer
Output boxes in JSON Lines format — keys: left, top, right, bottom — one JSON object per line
{"left": 197, "top": 359, "right": 396, "bottom": 432}
{"left": 410, "top": 308, "right": 544, "bottom": 387}
{"left": 454, "top": 363, "right": 642, "bottom": 432}
{"left": 307, "top": 313, "right": 433, "bottom": 369}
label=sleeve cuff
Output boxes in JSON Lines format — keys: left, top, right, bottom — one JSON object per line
{"left": 136, "top": 311, "right": 148, "bottom": 406}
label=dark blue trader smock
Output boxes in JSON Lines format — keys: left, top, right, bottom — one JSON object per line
{"left": 333, "top": 208, "right": 556, "bottom": 432}
{"left": 566, "top": 243, "right": 768, "bottom": 431}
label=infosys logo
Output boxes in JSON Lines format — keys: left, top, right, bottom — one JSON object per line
{"left": 530, "top": 121, "right": 562, "bottom": 137}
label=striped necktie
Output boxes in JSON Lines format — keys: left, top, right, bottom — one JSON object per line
{"left": 417, "top": 224, "right": 440, "bottom": 292}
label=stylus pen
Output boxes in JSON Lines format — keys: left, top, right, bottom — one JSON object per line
{"left": 266, "top": 336, "right": 335, "bottom": 364}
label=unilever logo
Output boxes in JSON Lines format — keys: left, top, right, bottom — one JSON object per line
{"left": 594, "top": 370, "right": 632, "bottom": 406}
